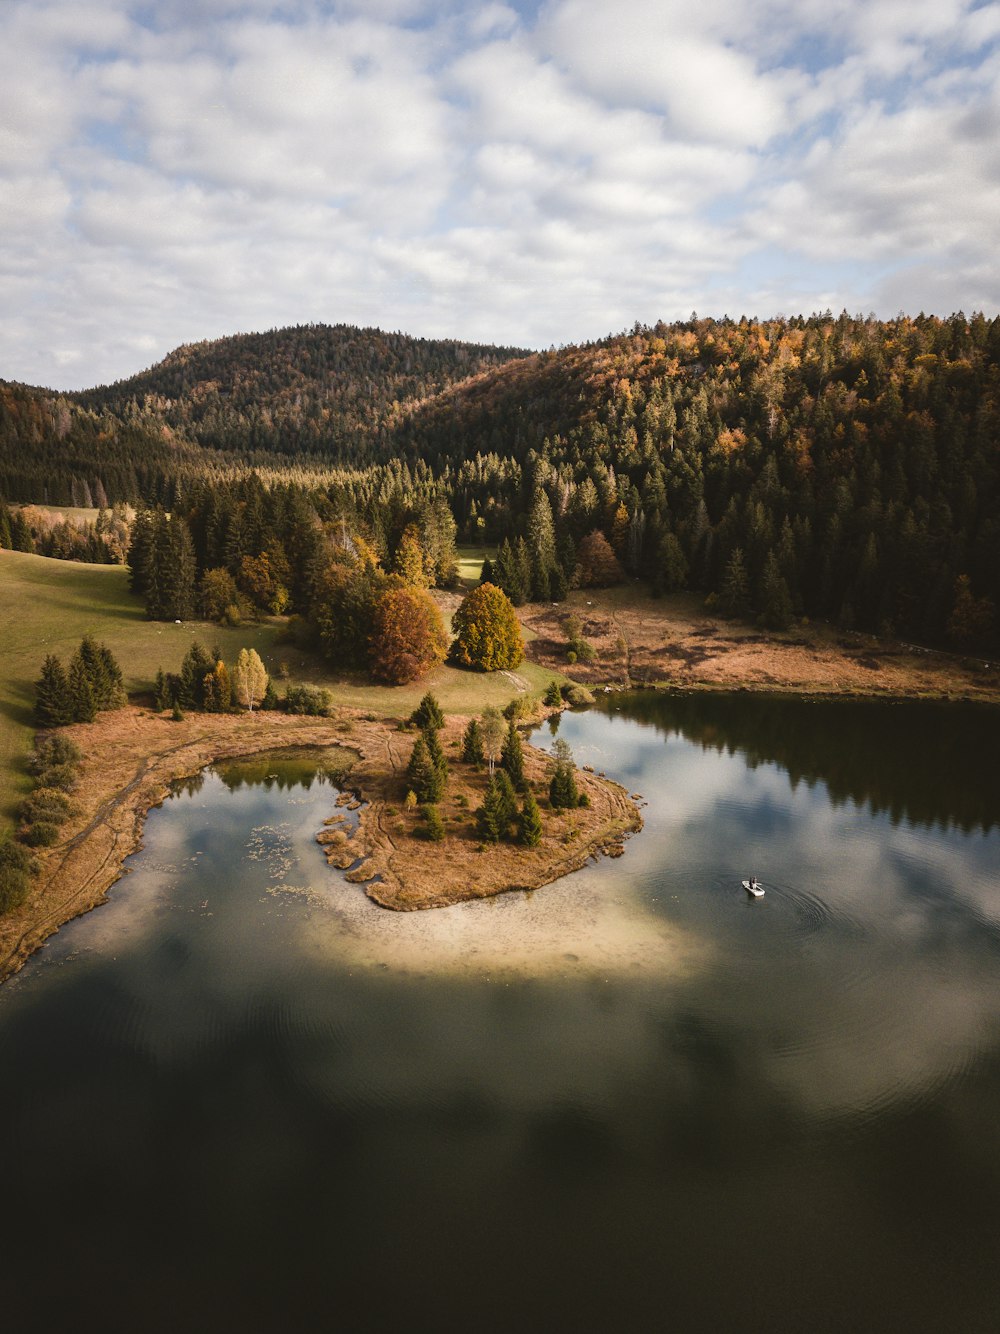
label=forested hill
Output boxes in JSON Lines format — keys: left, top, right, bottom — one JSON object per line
{"left": 2, "top": 311, "right": 999, "bottom": 649}
{"left": 74, "top": 324, "right": 533, "bottom": 462}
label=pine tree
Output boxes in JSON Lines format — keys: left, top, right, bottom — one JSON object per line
{"left": 421, "top": 804, "right": 446, "bottom": 841}
{"left": 544, "top": 680, "right": 562, "bottom": 707}
{"left": 477, "top": 776, "right": 506, "bottom": 843}
{"left": 759, "top": 552, "right": 794, "bottom": 630}
{"left": 501, "top": 719, "right": 526, "bottom": 790}
{"left": 462, "top": 718, "right": 485, "bottom": 766}
{"left": 179, "top": 642, "right": 213, "bottom": 709}
{"left": 548, "top": 737, "right": 579, "bottom": 809}
{"left": 68, "top": 653, "right": 96, "bottom": 723}
{"left": 517, "top": 791, "right": 543, "bottom": 847}
{"left": 411, "top": 692, "right": 444, "bottom": 731}
{"left": 719, "top": 548, "right": 751, "bottom": 619}
{"left": 477, "top": 771, "right": 518, "bottom": 842}
{"left": 405, "top": 733, "right": 445, "bottom": 803}
{"left": 153, "top": 668, "right": 172, "bottom": 711}
{"left": 34, "top": 655, "right": 73, "bottom": 727}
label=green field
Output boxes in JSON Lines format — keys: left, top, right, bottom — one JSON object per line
{"left": 0, "top": 548, "right": 559, "bottom": 829}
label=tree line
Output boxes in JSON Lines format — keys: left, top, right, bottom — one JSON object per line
{"left": 3, "top": 311, "right": 998, "bottom": 650}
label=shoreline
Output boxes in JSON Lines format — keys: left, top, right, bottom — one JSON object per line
{"left": 0, "top": 706, "right": 642, "bottom": 984}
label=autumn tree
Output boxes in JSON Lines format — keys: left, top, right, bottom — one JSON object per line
{"left": 479, "top": 706, "right": 507, "bottom": 775}
{"left": 369, "top": 585, "right": 448, "bottom": 685}
{"left": 575, "top": 530, "right": 624, "bottom": 588}
{"left": 449, "top": 582, "right": 524, "bottom": 671}
{"left": 233, "top": 648, "right": 268, "bottom": 711}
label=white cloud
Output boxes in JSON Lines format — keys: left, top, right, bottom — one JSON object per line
{"left": 0, "top": 0, "right": 998, "bottom": 388}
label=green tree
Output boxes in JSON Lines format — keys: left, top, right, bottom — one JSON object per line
{"left": 501, "top": 719, "right": 526, "bottom": 790}
{"left": 410, "top": 691, "right": 445, "bottom": 732}
{"left": 517, "top": 790, "right": 543, "bottom": 847}
{"left": 719, "top": 548, "right": 751, "bottom": 619}
{"left": 462, "top": 718, "right": 485, "bottom": 766}
{"left": 34, "top": 655, "right": 73, "bottom": 728}
{"left": 759, "top": 552, "right": 794, "bottom": 631}
{"left": 420, "top": 803, "right": 446, "bottom": 841}
{"left": 406, "top": 733, "right": 446, "bottom": 803}
{"left": 449, "top": 583, "right": 524, "bottom": 672}
{"left": 548, "top": 737, "right": 580, "bottom": 809}
{"left": 67, "top": 653, "right": 96, "bottom": 723}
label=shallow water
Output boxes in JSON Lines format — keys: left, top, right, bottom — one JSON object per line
{"left": 1, "top": 704, "right": 999, "bottom": 1333}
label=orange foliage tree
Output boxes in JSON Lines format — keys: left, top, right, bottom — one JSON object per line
{"left": 368, "top": 585, "right": 448, "bottom": 684}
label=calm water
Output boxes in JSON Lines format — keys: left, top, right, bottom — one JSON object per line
{"left": 1, "top": 700, "right": 999, "bottom": 1333}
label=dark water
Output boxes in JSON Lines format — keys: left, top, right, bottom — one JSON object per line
{"left": 1, "top": 701, "right": 999, "bottom": 1333}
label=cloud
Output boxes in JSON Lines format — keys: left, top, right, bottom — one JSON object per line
{"left": 0, "top": 0, "right": 998, "bottom": 388}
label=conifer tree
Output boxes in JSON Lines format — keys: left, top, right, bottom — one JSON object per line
{"left": 68, "top": 653, "right": 96, "bottom": 723}
{"left": 411, "top": 692, "right": 444, "bottom": 731}
{"left": 548, "top": 737, "right": 580, "bottom": 809}
{"left": 462, "top": 718, "right": 485, "bottom": 766}
{"left": 501, "top": 719, "right": 526, "bottom": 790}
{"left": 517, "top": 791, "right": 543, "bottom": 847}
{"left": 35, "top": 655, "right": 73, "bottom": 728}
{"left": 719, "top": 548, "right": 751, "bottom": 619}
{"left": 153, "top": 668, "right": 172, "bottom": 711}
{"left": 405, "top": 733, "right": 445, "bottom": 803}
{"left": 421, "top": 804, "right": 446, "bottom": 841}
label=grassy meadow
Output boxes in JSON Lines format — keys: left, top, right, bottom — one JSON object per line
{"left": 0, "top": 547, "right": 560, "bottom": 829}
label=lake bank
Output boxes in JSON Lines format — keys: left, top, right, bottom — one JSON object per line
{"left": 0, "top": 706, "right": 641, "bottom": 983}
{"left": 522, "top": 589, "right": 1000, "bottom": 705}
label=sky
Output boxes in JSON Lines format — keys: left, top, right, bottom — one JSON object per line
{"left": 2, "top": 0, "right": 1000, "bottom": 390}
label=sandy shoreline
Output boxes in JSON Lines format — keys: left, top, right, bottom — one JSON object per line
{"left": 0, "top": 707, "right": 641, "bottom": 984}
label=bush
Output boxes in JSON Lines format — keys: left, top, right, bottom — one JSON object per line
{"left": 0, "top": 841, "right": 35, "bottom": 915}
{"left": 22, "top": 820, "right": 61, "bottom": 848}
{"left": 284, "top": 684, "right": 333, "bottom": 716}
{"left": 28, "top": 735, "right": 81, "bottom": 775}
{"left": 17, "top": 787, "right": 73, "bottom": 826}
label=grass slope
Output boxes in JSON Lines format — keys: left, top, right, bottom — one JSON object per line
{"left": 0, "top": 550, "right": 278, "bottom": 825}
{"left": 0, "top": 548, "right": 561, "bottom": 830}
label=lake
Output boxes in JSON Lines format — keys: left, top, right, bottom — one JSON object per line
{"left": 1, "top": 696, "right": 998, "bottom": 1333}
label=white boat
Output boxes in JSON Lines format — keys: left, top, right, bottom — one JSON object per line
{"left": 742, "top": 878, "right": 765, "bottom": 897}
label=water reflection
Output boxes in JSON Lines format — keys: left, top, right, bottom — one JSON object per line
{"left": 599, "top": 690, "right": 1000, "bottom": 832}
{"left": 1, "top": 699, "right": 999, "bottom": 1333}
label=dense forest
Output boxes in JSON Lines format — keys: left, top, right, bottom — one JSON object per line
{"left": 1, "top": 312, "right": 998, "bottom": 650}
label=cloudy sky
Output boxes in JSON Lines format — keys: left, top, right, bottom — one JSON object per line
{"left": 3, "top": 0, "right": 999, "bottom": 389}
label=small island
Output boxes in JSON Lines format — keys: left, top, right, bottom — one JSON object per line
{"left": 0, "top": 703, "right": 641, "bottom": 983}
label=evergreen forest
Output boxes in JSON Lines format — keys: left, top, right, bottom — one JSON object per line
{"left": 2, "top": 312, "right": 998, "bottom": 651}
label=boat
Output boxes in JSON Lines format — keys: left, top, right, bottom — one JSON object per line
{"left": 742, "top": 878, "right": 765, "bottom": 897}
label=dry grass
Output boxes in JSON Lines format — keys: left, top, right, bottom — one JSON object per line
{"left": 522, "top": 587, "right": 1000, "bottom": 703}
